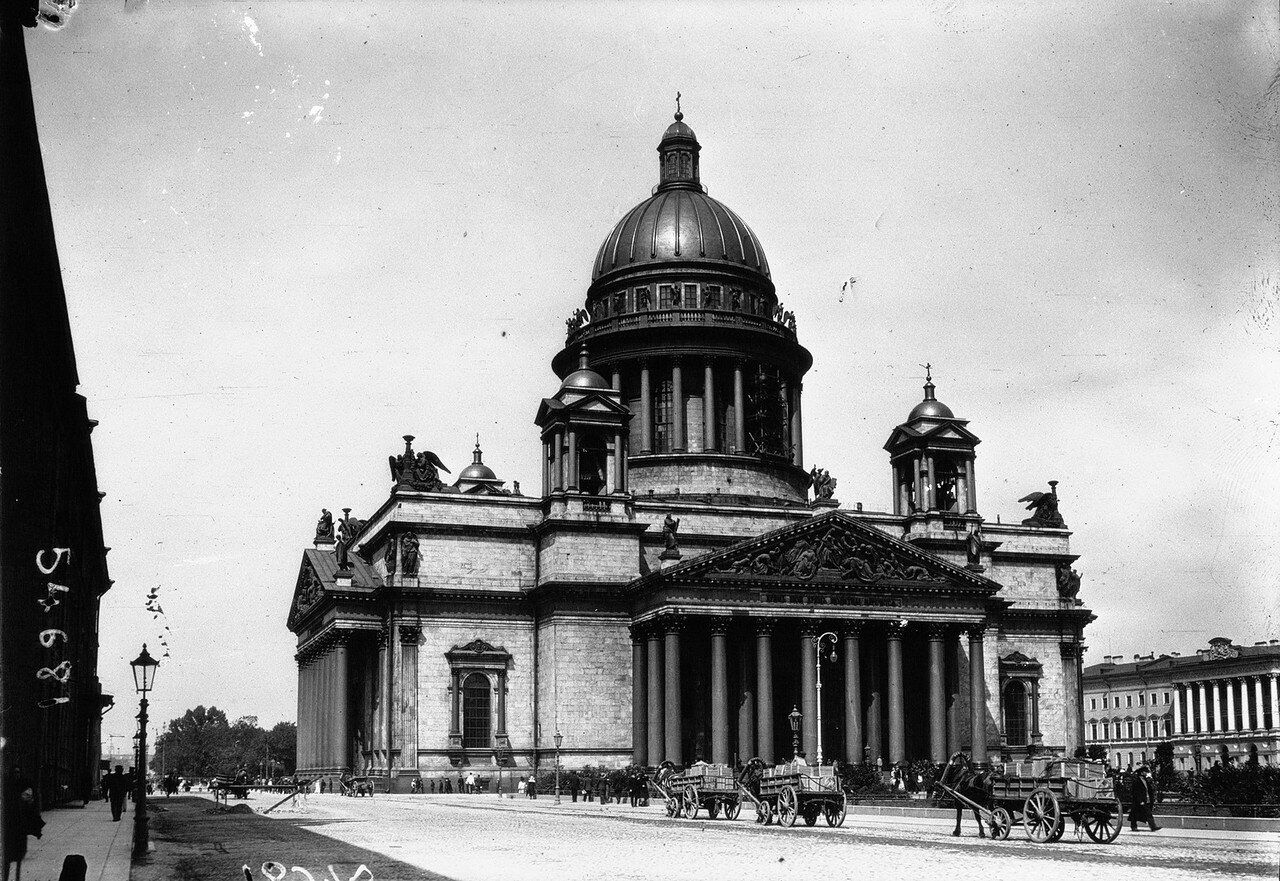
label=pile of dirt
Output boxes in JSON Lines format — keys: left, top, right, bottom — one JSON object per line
{"left": 202, "top": 802, "right": 255, "bottom": 815}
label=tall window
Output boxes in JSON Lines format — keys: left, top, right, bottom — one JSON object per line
{"left": 1090, "top": 698, "right": 1097, "bottom": 710}
{"left": 462, "top": 673, "right": 492, "bottom": 748}
{"left": 1004, "top": 680, "right": 1029, "bottom": 745}
{"left": 658, "top": 284, "right": 676, "bottom": 308}
{"left": 1138, "top": 693, "right": 1145, "bottom": 705}
{"left": 578, "top": 431, "right": 608, "bottom": 495}
{"left": 1126, "top": 695, "right": 1133, "bottom": 708}
{"left": 1090, "top": 723, "right": 1098, "bottom": 741}
{"left": 653, "top": 378, "right": 673, "bottom": 453}
{"left": 1102, "top": 696, "right": 1109, "bottom": 709}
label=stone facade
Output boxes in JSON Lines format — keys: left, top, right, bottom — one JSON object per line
{"left": 286, "top": 110, "right": 1093, "bottom": 789}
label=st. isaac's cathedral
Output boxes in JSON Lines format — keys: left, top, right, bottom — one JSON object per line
{"left": 287, "top": 108, "right": 1094, "bottom": 789}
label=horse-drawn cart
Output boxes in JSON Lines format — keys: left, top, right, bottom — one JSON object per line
{"left": 936, "top": 757, "right": 1122, "bottom": 844}
{"left": 669, "top": 764, "right": 744, "bottom": 820}
{"left": 757, "top": 763, "right": 846, "bottom": 828}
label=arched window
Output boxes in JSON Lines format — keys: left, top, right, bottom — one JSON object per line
{"left": 578, "top": 431, "right": 608, "bottom": 496}
{"left": 1004, "top": 680, "right": 1028, "bottom": 745}
{"left": 462, "top": 673, "right": 492, "bottom": 748}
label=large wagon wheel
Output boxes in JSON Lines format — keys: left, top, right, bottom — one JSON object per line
{"left": 777, "top": 786, "right": 800, "bottom": 827}
{"left": 1082, "top": 798, "right": 1124, "bottom": 844}
{"left": 986, "top": 806, "right": 1012, "bottom": 841}
{"left": 724, "top": 799, "right": 742, "bottom": 821}
{"left": 1047, "top": 815, "right": 1066, "bottom": 843}
{"left": 755, "top": 798, "right": 772, "bottom": 825}
{"left": 1023, "top": 788, "right": 1062, "bottom": 843}
{"left": 665, "top": 793, "right": 682, "bottom": 818}
{"left": 683, "top": 785, "right": 700, "bottom": 820}
{"left": 823, "top": 794, "right": 847, "bottom": 828}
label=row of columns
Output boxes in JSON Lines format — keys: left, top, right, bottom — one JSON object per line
{"left": 626, "top": 358, "right": 802, "bottom": 466}
{"left": 541, "top": 427, "right": 627, "bottom": 495}
{"left": 297, "top": 638, "right": 350, "bottom": 770}
{"left": 892, "top": 454, "right": 976, "bottom": 515}
{"left": 1174, "top": 675, "right": 1280, "bottom": 735}
{"left": 630, "top": 617, "right": 989, "bottom": 767}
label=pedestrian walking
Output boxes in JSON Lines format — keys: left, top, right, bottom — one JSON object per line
{"left": 104, "top": 766, "right": 130, "bottom": 822}
{"left": 1129, "top": 766, "right": 1161, "bottom": 832}
{"left": 525, "top": 774, "right": 537, "bottom": 799}
{"left": 465, "top": 772, "right": 476, "bottom": 794}
{"left": 4, "top": 768, "right": 44, "bottom": 881}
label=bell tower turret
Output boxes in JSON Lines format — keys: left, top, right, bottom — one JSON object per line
{"left": 883, "top": 366, "right": 981, "bottom": 516}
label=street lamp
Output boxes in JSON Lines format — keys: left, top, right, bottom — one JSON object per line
{"left": 553, "top": 731, "right": 564, "bottom": 805}
{"left": 130, "top": 644, "right": 159, "bottom": 858}
{"left": 788, "top": 706, "right": 802, "bottom": 763}
{"left": 815, "top": 631, "right": 838, "bottom": 766}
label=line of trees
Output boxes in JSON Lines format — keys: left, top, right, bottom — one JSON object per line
{"left": 150, "top": 705, "right": 296, "bottom": 779}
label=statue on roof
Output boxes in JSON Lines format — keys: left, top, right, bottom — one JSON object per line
{"left": 966, "top": 526, "right": 983, "bottom": 570}
{"left": 660, "top": 513, "right": 681, "bottom": 560}
{"left": 389, "top": 435, "right": 451, "bottom": 492}
{"left": 809, "top": 467, "right": 837, "bottom": 501}
{"left": 400, "top": 533, "right": 420, "bottom": 578}
{"left": 1055, "top": 563, "right": 1081, "bottom": 598}
{"left": 315, "top": 508, "right": 334, "bottom": 542}
{"left": 1019, "top": 481, "right": 1066, "bottom": 528}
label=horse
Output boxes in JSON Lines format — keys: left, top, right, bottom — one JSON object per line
{"left": 935, "top": 752, "right": 994, "bottom": 837}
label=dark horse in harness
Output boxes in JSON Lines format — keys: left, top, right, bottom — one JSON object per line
{"left": 935, "top": 752, "right": 994, "bottom": 837}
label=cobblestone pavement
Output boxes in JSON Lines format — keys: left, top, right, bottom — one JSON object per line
{"left": 235, "top": 792, "right": 1279, "bottom": 881}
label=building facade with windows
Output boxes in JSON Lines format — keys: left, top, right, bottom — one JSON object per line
{"left": 1083, "top": 637, "right": 1280, "bottom": 770}
{"left": 287, "top": 110, "right": 1095, "bottom": 790}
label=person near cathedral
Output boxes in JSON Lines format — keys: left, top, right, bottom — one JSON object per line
{"left": 103, "top": 765, "right": 130, "bottom": 822}
{"left": 1128, "top": 766, "right": 1161, "bottom": 832}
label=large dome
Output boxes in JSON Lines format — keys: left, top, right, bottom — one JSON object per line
{"left": 591, "top": 188, "right": 770, "bottom": 283}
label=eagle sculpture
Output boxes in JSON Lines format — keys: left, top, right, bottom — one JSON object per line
{"left": 1018, "top": 486, "right": 1066, "bottom": 528}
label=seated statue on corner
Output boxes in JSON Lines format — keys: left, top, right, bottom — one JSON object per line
{"left": 315, "top": 508, "right": 334, "bottom": 541}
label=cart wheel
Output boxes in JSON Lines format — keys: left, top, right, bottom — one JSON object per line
{"left": 824, "top": 795, "right": 847, "bottom": 828}
{"left": 725, "top": 799, "right": 742, "bottom": 821}
{"left": 1082, "top": 798, "right": 1123, "bottom": 844}
{"left": 777, "top": 786, "right": 799, "bottom": 828}
{"left": 1023, "top": 788, "right": 1062, "bottom": 843}
{"left": 666, "top": 795, "right": 682, "bottom": 818}
{"left": 1047, "top": 815, "right": 1066, "bottom": 843}
{"left": 708, "top": 800, "right": 721, "bottom": 820}
{"left": 755, "top": 799, "right": 771, "bottom": 825}
{"left": 987, "top": 807, "right": 1012, "bottom": 841}
{"left": 683, "top": 785, "right": 700, "bottom": 820}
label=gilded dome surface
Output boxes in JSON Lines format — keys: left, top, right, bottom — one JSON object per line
{"left": 591, "top": 188, "right": 770, "bottom": 282}
{"left": 908, "top": 398, "right": 955, "bottom": 420}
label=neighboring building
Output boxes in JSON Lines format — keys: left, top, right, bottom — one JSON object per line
{"left": 1, "top": 12, "right": 114, "bottom": 818}
{"left": 1083, "top": 637, "right": 1280, "bottom": 770}
{"left": 287, "top": 109, "right": 1095, "bottom": 790}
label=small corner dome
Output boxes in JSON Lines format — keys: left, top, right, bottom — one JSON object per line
{"left": 458, "top": 461, "right": 498, "bottom": 482}
{"left": 562, "top": 347, "right": 610, "bottom": 390}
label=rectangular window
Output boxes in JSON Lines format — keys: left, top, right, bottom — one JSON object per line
{"left": 1126, "top": 695, "right": 1133, "bottom": 708}
{"left": 658, "top": 284, "right": 676, "bottom": 308}
{"left": 1115, "top": 722, "right": 1123, "bottom": 740}
{"left": 683, "top": 284, "right": 698, "bottom": 307}
{"left": 1090, "top": 723, "right": 1098, "bottom": 741}
{"left": 1152, "top": 692, "right": 1158, "bottom": 705}
{"left": 1089, "top": 698, "right": 1096, "bottom": 710}
{"left": 1126, "top": 721, "right": 1134, "bottom": 739}
{"left": 1164, "top": 692, "right": 1170, "bottom": 704}
{"left": 1138, "top": 720, "right": 1146, "bottom": 738}
{"left": 1102, "top": 696, "right": 1108, "bottom": 709}
{"left": 653, "top": 378, "right": 673, "bottom": 453}
{"left": 1138, "top": 693, "right": 1145, "bottom": 705}
{"left": 634, "top": 287, "right": 650, "bottom": 310}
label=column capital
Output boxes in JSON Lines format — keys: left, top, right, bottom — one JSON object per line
{"left": 671, "top": 354, "right": 683, "bottom": 366}
{"left": 628, "top": 622, "right": 647, "bottom": 643}
{"left": 661, "top": 614, "right": 686, "bottom": 635}
{"left": 398, "top": 625, "right": 421, "bottom": 645}
{"left": 708, "top": 617, "right": 731, "bottom": 636}
{"left": 840, "top": 621, "right": 864, "bottom": 638}
{"left": 753, "top": 617, "right": 777, "bottom": 636}
{"left": 1059, "top": 641, "right": 1084, "bottom": 660}
{"left": 800, "top": 624, "right": 821, "bottom": 638}
{"left": 925, "top": 624, "right": 949, "bottom": 641}
{"left": 886, "top": 620, "right": 909, "bottom": 639}
{"left": 966, "top": 624, "right": 987, "bottom": 642}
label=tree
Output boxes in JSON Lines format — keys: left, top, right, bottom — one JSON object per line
{"left": 264, "top": 722, "right": 297, "bottom": 774}
{"left": 152, "top": 705, "right": 233, "bottom": 777}
{"left": 1086, "top": 744, "right": 1107, "bottom": 762}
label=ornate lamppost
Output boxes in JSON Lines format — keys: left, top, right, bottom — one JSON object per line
{"left": 814, "top": 631, "right": 838, "bottom": 766}
{"left": 553, "top": 730, "right": 564, "bottom": 805}
{"left": 788, "top": 706, "right": 802, "bottom": 763}
{"left": 130, "top": 645, "right": 159, "bottom": 858}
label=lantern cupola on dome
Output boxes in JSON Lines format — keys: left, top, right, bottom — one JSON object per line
{"left": 884, "top": 366, "right": 982, "bottom": 516}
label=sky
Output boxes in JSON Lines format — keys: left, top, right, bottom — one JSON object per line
{"left": 23, "top": 1, "right": 1280, "bottom": 747}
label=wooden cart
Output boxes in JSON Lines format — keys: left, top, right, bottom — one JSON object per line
{"left": 989, "top": 759, "right": 1123, "bottom": 844}
{"left": 669, "top": 764, "right": 744, "bottom": 820}
{"left": 756, "top": 763, "right": 846, "bottom": 828}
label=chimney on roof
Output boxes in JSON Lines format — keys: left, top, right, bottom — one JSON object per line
{"left": 1256, "top": 641, "right": 1267, "bottom": 646}
{"left": 1271, "top": 640, "right": 1279, "bottom": 645}
{"left": 1133, "top": 654, "right": 1141, "bottom": 661}
{"left": 1170, "top": 652, "right": 1180, "bottom": 657}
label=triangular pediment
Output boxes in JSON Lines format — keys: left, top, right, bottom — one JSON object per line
{"left": 535, "top": 391, "right": 631, "bottom": 426}
{"left": 286, "top": 555, "right": 327, "bottom": 630}
{"left": 648, "top": 510, "right": 997, "bottom": 593}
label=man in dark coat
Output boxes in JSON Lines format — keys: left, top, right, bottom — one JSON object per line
{"left": 1128, "top": 766, "right": 1161, "bottom": 831}
{"left": 4, "top": 769, "right": 44, "bottom": 881}
{"left": 104, "top": 765, "right": 130, "bottom": 822}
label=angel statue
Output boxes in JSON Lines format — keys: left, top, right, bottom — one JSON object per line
{"left": 1019, "top": 481, "right": 1066, "bottom": 528}
{"left": 389, "top": 435, "right": 451, "bottom": 491}
{"left": 660, "top": 513, "right": 681, "bottom": 560}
